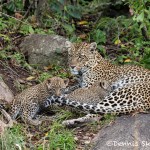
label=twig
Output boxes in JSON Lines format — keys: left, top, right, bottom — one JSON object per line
{"left": 0, "top": 109, "right": 14, "bottom": 127}
{"left": 0, "top": 12, "right": 31, "bottom": 26}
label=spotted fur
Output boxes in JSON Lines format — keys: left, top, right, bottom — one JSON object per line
{"left": 66, "top": 80, "right": 112, "bottom": 105}
{"left": 44, "top": 82, "right": 150, "bottom": 115}
{"left": 43, "top": 42, "right": 150, "bottom": 116}
{"left": 65, "top": 41, "right": 150, "bottom": 88}
{"left": 10, "top": 77, "right": 69, "bottom": 125}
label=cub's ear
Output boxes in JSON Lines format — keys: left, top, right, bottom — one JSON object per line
{"left": 46, "top": 78, "right": 52, "bottom": 89}
{"left": 89, "top": 42, "right": 97, "bottom": 53}
{"left": 64, "top": 78, "right": 69, "bottom": 86}
{"left": 99, "top": 81, "right": 108, "bottom": 90}
{"left": 99, "top": 81, "right": 104, "bottom": 88}
{"left": 47, "top": 78, "right": 51, "bottom": 84}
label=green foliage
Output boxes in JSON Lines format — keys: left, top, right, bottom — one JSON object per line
{"left": 20, "top": 24, "right": 34, "bottom": 34}
{"left": 0, "top": 49, "right": 31, "bottom": 70}
{"left": 90, "top": 29, "right": 106, "bottom": 44}
{"left": 0, "top": 17, "right": 54, "bottom": 35}
{"left": 0, "top": 18, "right": 16, "bottom": 31}
{"left": 62, "top": 23, "right": 76, "bottom": 36}
{"left": 37, "top": 122, "right": 76, "bottom": 150}
{"left": 47, "top": 0, "right": 83, "bottom": 38}
{"left": 11, "top": 52, "right": 25, "bottom": 65}
{"left": 0, "top": 19, "right": 8, "bottom": 31}
{"left": 96, "top": 16, "right": 142, "bottom": 42}
{"left": 38, "top": 72, "right": 52, "bottom": 82}
{"left": 140, "top": 46, "right": 150, "bottom": 69}
{"left": 0, "top": 124, "right": 25, "bottom": 150}
{"left": 89, "top": 29, "right": 107, "bottom": 55}
{"left": 94, "top": 13, "right": 150, "bottom": 64}
{"left": 128, "top": 0, "right": 150, "bottom": 38}
{"left": 2, "top": 0, "right": 24, "bottom": 14}
{"left": 50, "top": 1, "right": 82, "bottom": 19}
{"left": 48, "top": 122, "right": 76, "bottom": 150}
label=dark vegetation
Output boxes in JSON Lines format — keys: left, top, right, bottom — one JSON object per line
{"left": 0, "top": 0, "right": 150, "bottom": 149}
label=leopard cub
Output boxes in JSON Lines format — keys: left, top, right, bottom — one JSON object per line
{"left": 10, "top": 77, "right": 69, "bottom": 125}
{"left": 66, "top": 80, "right": 112, "bottom": 105}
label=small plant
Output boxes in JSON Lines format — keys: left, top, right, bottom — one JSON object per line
{"left": 127, "top": 0, "right": 150, "bottom": 39}
{"left": 38, "top": 72, "right": 52, "bottom": 82}
{"left": 90, "top": 29, "right": 107, "bottom": 55}
{"left": 140, "top": 46, "right": 150, "bottom": 69}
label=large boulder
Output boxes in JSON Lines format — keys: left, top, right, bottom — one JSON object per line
{"left": 91, "top": 114, "right": 150, "bottom": 150}
{"left": 0, "top": 76, "right": 14, "bottom": 104}
{"left": 20, "top": 34, "right": 69, "bottom": 68}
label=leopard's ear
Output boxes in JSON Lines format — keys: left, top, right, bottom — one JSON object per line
{"left": 89, "top": 42, "right": 97, "bottom": 53}
{"left": 99, "top": 81, "right": 108, "bottom": 90}
{"left": 46, "top": 78, "right": 51, "bottom": 84}
{"left": 46, "top": 78, "right": 52, "bottom": 89}
{"left": 64, "top": 78, "right": 69, "bottom": 86}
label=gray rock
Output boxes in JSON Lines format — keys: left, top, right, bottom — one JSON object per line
{"left": 20, "top": 34, "right": 69, "bottom": 68}
{"left": 0, "top": 76, "right": 14, "bottom": 104}
{"left": 91, "top": 114, "right": 150, "bottom": 150}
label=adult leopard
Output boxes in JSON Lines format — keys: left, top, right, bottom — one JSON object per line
{"left": 65, "top": 41, "right": 150, "bottom": 89}
{"left": 43, "top": 42, "right": 150, "bottom": 119}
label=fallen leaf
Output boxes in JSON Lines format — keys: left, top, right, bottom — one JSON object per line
{"left": 45, "top": 132, "right": 48, "bottom": 137}
{"left": 114, "top": 39, "right": 121, "bottom": 45}
{"left": 124, "top": 59, "right": 132, "bottom": 63}
{"left": 26, "top": 76, "right": 35, "bottom": 81}
{"left": 121, "top": 44, "right": 126, "bottom": 48}
{"left": 44, "top": 65, "right": 53, "bottom": 71}
{"left": 15, "top": 13, "right": 23, "bottom": 19}
{"left": 77, "top": 21, "right": 88, "bottom": 25}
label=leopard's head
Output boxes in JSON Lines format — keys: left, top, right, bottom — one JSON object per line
{"left": 46, "top": 77, "right": 69, "bottom": 96}
{"left": 65, "top": 41, "right": 103, "bottom": 75}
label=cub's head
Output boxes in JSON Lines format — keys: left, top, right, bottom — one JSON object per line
{"left": 65, "top": 41, "right": 103, "bottom": 75}
{"left": 93, "top": 80, "right": 112, "bottom": 98}
{"left": 46, "top": 77, "right": 69, "bottom": 96}
{"left": 97, "top": 80, "right": 112, "bottom": 92}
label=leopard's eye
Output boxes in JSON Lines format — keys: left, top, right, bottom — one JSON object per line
{"left": 68, "top": 54, "right": 72, "bottom": 58}
{"left": 79, "top": 54, "right": 85, "bottom": 58}
{"left": 81, "top": 53, "right": 85, "bottom": 56}
{"left": 78, "top": 55, "right": 82, "bottom": 58}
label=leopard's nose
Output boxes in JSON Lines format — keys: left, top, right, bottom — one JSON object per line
{"left": 56, "top": 91, "right": 61, "bottom": 96}
{"left": 70, "top": 66, "right": 76, "bottom": 69}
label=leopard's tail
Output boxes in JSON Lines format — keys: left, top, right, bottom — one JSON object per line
{"left": 44, "top": 93, "right": 149, "bottom": 115}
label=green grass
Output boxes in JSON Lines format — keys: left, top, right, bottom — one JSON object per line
{"left": 0, "top": 114, "right": 76, "bottom": 150}
{"left": 0, "top": 124, "right": 25, "bottom": 150}
{"left": 48, "top": 122, "right": 76, "bottom": 150}
{"left": 37, "top": 122, "right": 76, "bottom": 150}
